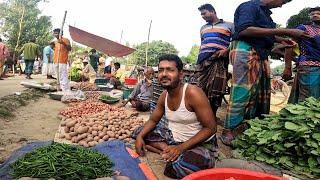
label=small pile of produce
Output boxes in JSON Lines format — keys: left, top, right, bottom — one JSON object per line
{"left": 100, "top": 95, "right": 119, "bottom": 101}
{"left": 85, "top": 91, "right": 102, "bottom": 102}
{"left": 59, "top": 108, "right": 144, "bottom": 147}
{"left": 69, "top": 67, "right": 81, "bottom": 82}
{"left": 11, "top": 143, "right": 113, "bottom": 179}
{"left": 74, "top": 82, "right": 98, "bottom": 91}
{"left": 60, "top": 101, "right": 112, "bottom": 118}
{"left": 233, "top": 97, "right": 320, "bottom": 178}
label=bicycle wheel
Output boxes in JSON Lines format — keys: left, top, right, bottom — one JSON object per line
{"left": 270, "top": 79, "right": 290, "bottom": 106}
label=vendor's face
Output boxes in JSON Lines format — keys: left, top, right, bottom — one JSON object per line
{"left": 158, "top": 60, "right": 182, "bottom": 89}
{"left": 53, "top": 31, "right": 60, "bottom": 39}
{"left": 145, "top": 70, "right": 154, "bottom": 80}
{"left": 310, "top": 10, "right": 320, "bottom": 23}
{"left": 200, "top": 9, "right": 215, "bottom": 23}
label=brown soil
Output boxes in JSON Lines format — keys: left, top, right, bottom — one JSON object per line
{"left": 0, "top": 97, "right": 65, "bottom": 163}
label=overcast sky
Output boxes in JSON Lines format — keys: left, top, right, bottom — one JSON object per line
{"left": 39, "top": 0, "right": 319, "bottom": 56}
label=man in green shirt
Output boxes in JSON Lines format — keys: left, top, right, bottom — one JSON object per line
{"left": 20, "top": 38, "right": 40, "bottom": 79}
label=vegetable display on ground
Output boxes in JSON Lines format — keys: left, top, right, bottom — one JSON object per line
{"left": 59, "top": 106, "right": 143, "bottom": 147}
{"left": 11, "top": 143, "right": 113, "bottom": 179}
{"left": 233, "top": 97, "right": 320, "bottom": 178}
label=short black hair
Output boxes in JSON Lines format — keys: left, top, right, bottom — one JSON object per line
{"left": 0, "top": 38, "right": 2, "bottom": 42}
{"left": 53, "top": 28, "right": 60, "bottom": 33}
{"left": 114, "top": 62, "right": 120, "bottom": 67}
{"left": 198, "top": 4, "right": 216, "bottom": 13}
{"left": 158, "top": 54, "right": 183, "bottom": 71}
{"left": 309, "top": 7, "right": 320, "bottom": 13}
{"left": 90, "top": 49, "right": 96, "bottom": 53}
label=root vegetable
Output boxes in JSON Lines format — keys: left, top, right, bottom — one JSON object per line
{"left": 69, "top": 132, "right": 78, "bottom": 137}
{"left": 92, "top": 131, "right": 98, "bottom": 136}
{"left": 76, "top": 126, "right": 89, "bottom": 134}
{"left": 94, "top": 136, "right": 100, "bottom": 141}
{"left": 64, "top": 127, "right": 70, "bottom": 133}
{"left": 98, "top": 139, "right": 104, "bottom": 143}
{"left": 66, "top": 120, "right": 77, "bottom": 128}
{"left": 102, "top": 135, "right": 109, "bottom": 141}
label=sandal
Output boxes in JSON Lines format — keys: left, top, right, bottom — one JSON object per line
{"left": 220, "top": 129, "right": 235, "bottom": 146}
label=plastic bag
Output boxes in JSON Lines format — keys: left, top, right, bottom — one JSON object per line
{"left": 61, "top": 90, "right": 86, "bottom": 103}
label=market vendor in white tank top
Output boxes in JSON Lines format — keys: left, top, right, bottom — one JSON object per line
{"left": 133, "top": 54, "right": 218, "bottom": 179}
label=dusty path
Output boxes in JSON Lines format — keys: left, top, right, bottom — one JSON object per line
{"left": 0, "top": 97, "right": 65, "bottom": 163}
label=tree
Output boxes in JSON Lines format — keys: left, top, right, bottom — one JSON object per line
{"left": 287, "top": 8, "right": 311, "bottom": 28}
{"left": 132, "top": 40, "right": 178, "bottom": 66}
{"left": 181, "top": 44, "right": 199, "bottom": 64}
{"left": 0, "top": 0, "right": 52, "bottom": 55}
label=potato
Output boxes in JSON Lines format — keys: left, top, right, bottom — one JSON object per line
{"left": 69, "top": 132, "right": 78, "bottom": 137}
{"left": 97, "top": 125, "right": 104, "bottom": 131}
{"left": 59, "top": 134, "right": 65, "bottom": 139}
{"left": 61, "top": 121, "right": 67, "bottom": 126}
{"left": 64, "top": 127, "right": 70, "bottom": 133}
{"left": 99, "top": 132, "right": 106, "bottom": 138}
{"left": 76, "top": 133, "right": 88, "bottom": 142}
{"left": 94, "top": 136, "right": 100, "bottom": 141}
{"left": 86, "top": 136, "right": 94, "bottom": 142}
{"left": 92, "top": 131, "right": 98, "bottom": 136}
{"left": 66, "top": 120, "right": 77, "bottom": 128}
{"left": 65, "top": 134, "right": 72, "bottom": 140}
{"left": 115, "top": 176, "right": 130, "bottom": 180}
{"left": 70, "top": 127, "right": 75, "bottom": 132}
{"left": 98, "top": 139, "right": 104, "bottom": 143}
{"left": 83, "top": 142, "right": 89, "bottom": 148}
{"left": 107, "top": 131, "right": 115, "bottom": 138}
{"left": 88, "top": 141, "right": 95, "bottom": 147}
{"left": 76, "top": 126, "right": 89, "bottom": 134}
{"left": 102, "top": 135, "right": 109, "bottom": 141}
{"left": 109, "top": 138, "right": 116, "bottom": 141}
{"left": 71, "top": 137, "right": 77, "bottom": 143}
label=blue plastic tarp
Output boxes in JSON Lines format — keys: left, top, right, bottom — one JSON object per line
{"left": 0, "top": 140, "right": 146, "bottom": 180}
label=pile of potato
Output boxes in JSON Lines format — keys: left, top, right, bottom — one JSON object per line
{"left": 60, "top": 102, "right": 112, "bottom": 118}
{"left": 74, "top": 82, "right": 98, "bottom": 91}
{"left": 85, "top": 91, "right": 102, "bottom": 102}
{"left": 59, "top": 108, "right": 145, "bottom": 147}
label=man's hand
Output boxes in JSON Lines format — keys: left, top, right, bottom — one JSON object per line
{"left": 287, "top": 29, "right": 312, "bottom": 39}
{"left": 212, "top": 49, "right": 229, "bottom": 59}
{"left": 281, "top": 39, "right": 297, "bottom": 47}
{"left": 161, "top": 145, "right": 184, "bottom": 162}
{"left": 282, "top": 67, "right": 292, "bottom": 81}
{"left": 135, "top": 136, "right": 146, "bottom": 156}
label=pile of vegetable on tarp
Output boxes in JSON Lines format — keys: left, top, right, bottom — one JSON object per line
{"left": 0, "top": 141, "right": 147, "bottom": 180}
{"left": 233, "top": 97, "right": 320, "bottom": 178}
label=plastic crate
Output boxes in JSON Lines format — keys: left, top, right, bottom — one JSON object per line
{"left": 94, "top": 78, "right": 108, "bottom": 85}
{"left": 183, "top": 168, "right": 283, "bottom": 180}
{"left": 124, "top": 78, "right": 138, "bottom": 85}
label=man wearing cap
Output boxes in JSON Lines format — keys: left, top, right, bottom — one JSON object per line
{"left": 81, "top": 58, "right": 96, "bottom": 83}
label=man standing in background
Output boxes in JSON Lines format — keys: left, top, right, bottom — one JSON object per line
{"left": 42, "top": 42, "right": 55, "bottom": 79}
{"left": 19, "top": 38, "right": 40, "bottom": 79}
{"left": 53, "top": 28, "right": 72, "bottom": 91}
{"left": 195, "top": 3, "right": 234, "bottom": 122}
{"left": 0, "top": 38, "right": 9, "bottom": 80}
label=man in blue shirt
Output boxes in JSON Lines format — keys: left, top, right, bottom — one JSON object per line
{"left": 221, "top": 0, "right": 312, "bottom": 145}
{"left": 41, "top": 42, "right": 55, "bottom": 79}
{"left": 285, "top": 7, "right": 320, "bottom": 104}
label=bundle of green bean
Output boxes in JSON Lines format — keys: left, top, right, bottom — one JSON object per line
{"left": 11, "top": 143, "right": 114, "bottom": 179}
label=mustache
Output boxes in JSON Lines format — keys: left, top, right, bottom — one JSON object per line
{"left": 160, "top": 77, "right": 170, "bottom": 81}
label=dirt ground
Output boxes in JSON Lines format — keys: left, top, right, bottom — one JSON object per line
{"left": 0, "top": 97, "right": 65, "bottom": 163}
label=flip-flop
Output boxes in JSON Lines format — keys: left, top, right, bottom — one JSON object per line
{"left": 220, "top": 131, "right": 235, "bottom": 146}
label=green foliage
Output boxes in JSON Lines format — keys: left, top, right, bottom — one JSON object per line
{"left": 132, "top": 40, "right": 178, "bottom": 66}
{"left": 233, "top": 97, "right": 320, "bottom": 178}
{"left": 0, "top": 0, "right": 52, "bottom": 52}
{"left": 181, "top": 44, "right": 199, "bottom": 65}
{"left": 287, "top": 8, "right": 311, "bottom": 28}
{"left": 69, "top": 67, "right": 81, "bottom": 82}
{"left": 272, "top": 64, "right": 285, "bottom": 76}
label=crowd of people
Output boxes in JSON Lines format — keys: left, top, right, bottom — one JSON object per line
{"left": 132, "top": 1, "right": 320, "bottom": 178}
{"left": 0, "top": 0, "right": 319, "bottom": 178}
